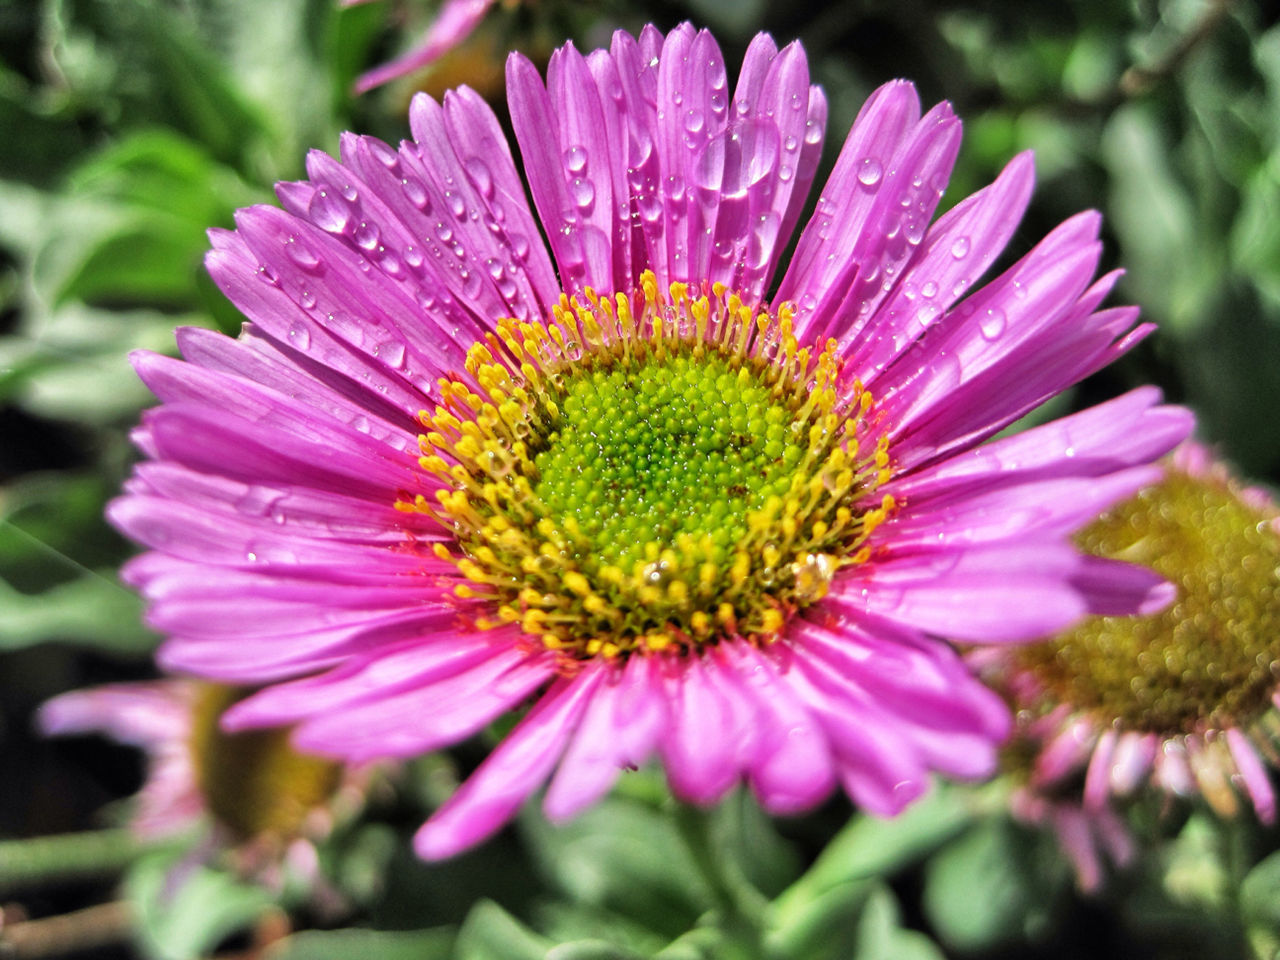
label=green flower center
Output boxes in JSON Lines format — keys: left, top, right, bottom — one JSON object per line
{"left": 406, "top": 273, "right": 894, "bottom": 660}
{"left": 535, "top": 353, "right": 803, "bottom": 575}
{"left": 1013, "top": 466, "right": 1280, "bottom": 734}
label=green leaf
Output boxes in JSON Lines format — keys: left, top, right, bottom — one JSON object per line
{"left": 544, "top": 941, "right": 648, "bottom": 960}
{"left": 1102, "top": 104, "right": 1216, "bottom": 335}
{"left": 0, "top": 571, "right": 151, "bottom": 653}
{"left": 125, "top": 848, "right": 276, "bottom": 960}
{"left": 455, "top": 900, "right": 551, "bottom": 960}
{"left": 265, "top": 927, "right": 455, "bottom": 960}
{"left": 520, "top": 794, "right": 711, "bottom": 939}
{"left": 711, "top": 789, "right": 802, "bottom": 900}
{"left": 772, "top": 784, "right": 973, "bottom": 930}
{"left": 854, "top": 884, "right": 946, "bottom": 960}
{"left": 1241, "top": 850, "right": 1280, "bottom": 959}
{"left": 921, "top": 817, "right": 1063, "bottom": 953}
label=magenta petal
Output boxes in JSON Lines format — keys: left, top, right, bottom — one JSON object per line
{"left": 544, "top": 655, "right": 664, "bottom": 822}
{"left": 353, "top": 0, "right": 496, "bottom": 95}
{"left": 415, "top": 667, "right": 606, "bottom": 859}
{"left": 832, "top": 544, "right": 1093, "bottom": 642}
{"left": 1227, "top": 728, "right": 1277, "bottom": 824}
{"left": 657, "top": 654, "right": 743, "bottom": 804}
{"left": 721, "top": 643, "right": 836, "bottom": 812}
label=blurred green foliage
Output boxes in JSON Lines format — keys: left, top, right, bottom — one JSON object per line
{"left": 3, "top": 0, "right": 1280, "bottom": 958}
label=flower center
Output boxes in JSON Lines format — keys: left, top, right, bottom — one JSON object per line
{"left": 405, "top": 272, "right": 893, "bottom": 660}
{"left": 189, "top": 685, "right": 343, "bottom": 839}
{"left": 1013, "top": 467, "right": 1280, "bottom": 734}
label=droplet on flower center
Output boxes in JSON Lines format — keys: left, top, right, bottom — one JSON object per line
{"left": 1013, "top": 468, "right": 1280, "bottom": 734}
{"left": 403, "top": 272, "right": 895, "bottom": 660}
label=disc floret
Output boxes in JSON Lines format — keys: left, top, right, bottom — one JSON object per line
{"left": 403, "top": 272, "right": 893, "bottom": 660}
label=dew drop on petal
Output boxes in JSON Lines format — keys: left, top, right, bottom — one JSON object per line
{"left": 374, "top": 339, "right": 407, "bottom": 369}
{"left": 463, "top": 158, "right": 494, "bottom": 199}
{"left": 353, "top": 221, "right": 380, "bottom": 250}
{"left": 951, "top": 236, "right": 971, "bottom": 259}
{"left": 286, "top": 323, "right": 311, "bottom": 349}
{"left": 980, "top": 306, "right": 1007, "bottom": 340}
{"left": 563, "top": 144, "right": 588, "bottom": 174}
{"left": 570, "top": 177, "right": 596, "bottom": 212}
{"left": 308, "top": 190, "right": 351, "bottom": 233}
{"left": 857, "top": 157, "right": 883, "bottom": 187}
{"left": 284, "top": 236, "right": 322, "bottom": 271}
{"left": 401, "top": 177, "right": 429, "bottom": 209}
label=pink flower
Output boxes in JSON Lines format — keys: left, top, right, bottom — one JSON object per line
{"left": 347, "top": 0, "right": 497, "bottom": 95}
{"left": 974, "top": 441, "right": 1280, "bottom": 843}
{"left": 110, "top": 24, "right": 1191, "bottom": 860}
{"left": 39, "top": 681, "right": 365, "bottom": 888}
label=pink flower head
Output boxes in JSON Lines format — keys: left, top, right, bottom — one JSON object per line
{"left": 974, "top": 441, "right": 1280, "bottom": 836}
{"left": 110, "top": 24, "right": 1192, "bottom": 860}
{"left": 39, "top": 681, "right": 363, "bottom": 887}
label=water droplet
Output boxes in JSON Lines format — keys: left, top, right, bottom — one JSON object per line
{"left": 445, "top": 191, "right": 466, "bottom": 218}
{"left": 339, "top": 184, "right": 358, "bottom": 202}
{"left": 284, "top": 235, "right": 322, "bottom": 271}
{"left": 783, "top": 135, "right": 798, "bottom": 153}
{"left": 916, "top": 303, "right": 942, "bottom": 327}
{"left": 370, "top": 139, "right": 400, "bottom": 169}
{"left": 904, "top": 218, "right": 926, "bottom": 245}
{"left": 950, "top": 236, "right": 971, "bottom": 259}
{"left": 401, "top": 177, "right": 429, "bottom": 209}
{"left": 299, "top": 289, "right": 316, "bottom": 309}
{"left": 256, "top": 263, "right": 278, "bottom": 285}
{"left": 779, "top": 164, "right": 794, "bottom": 183}
{"left": 435, "top": 221, "right": 454, "bottom": 243}
{"left": 464, "top": 157, "right": 494, "bottom": 198}
{"left": 921, "top": 280, "right": 939, "bottom": 298}
{"left": 308, "top": 189, "right": 351, "bottom": 233}
{"left": 374, "top": 339, "right": 406, "bottom": 368}
{"left": 979, "top": 306, "right": 1007, "bottom": 340}
{"left": 570, "top": 177, "right": 596, "bottom": 211}
{"left": 286, "top": 323, "right": 310, "bottom": 349}
{"left": 353, "top": 221, "right": 380, "bottom": 250}
{"left": 404, "top": 245, "right": 424, "bottom": 268}
{"left": 563, "top": 144, "right": 588, "bottom": 173}
{"left": 857, "top": 157, "right": 883, "bottom": 187}
{"left": 684, "top": 109, "right": 705, "bottom": 134}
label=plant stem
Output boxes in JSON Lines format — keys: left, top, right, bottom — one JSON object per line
{"left": 0, "top": 830, "right": 143, "bottom": 894}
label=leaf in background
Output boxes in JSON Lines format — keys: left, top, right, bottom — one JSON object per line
{"left": 921, "top": 816, "right": 1066, "bottom": 954}
{"left": 1102, "top": 104, "right": 1216, "bottom": 336}
{"left": 0, "top": 571, "right": 150, "bottom": 654}
{"left": 265, "top": 926, "right": 455, "bottom": 960}
{"left": 455, "top": 899, "right": 552, "bottom": 960}
{"left": 710, "top": 787, "right": 802, "bottom": 900}
{"left": 0, "top": 472, "right": 133, "bottom": 588}
{"left": 1241, "top": 849, "right": 1280, "bottom": 959}
{"left": 125, "top": 848, "right": 277, "bottom": 960}
{"left": 519, "top": 791, "right": 711, "bottom": 940}
{"left": 853, "top": 883, "right": 946, "bottom": 960}
{"left": 767, "top": 786, "right": 973, "bottom": 960}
